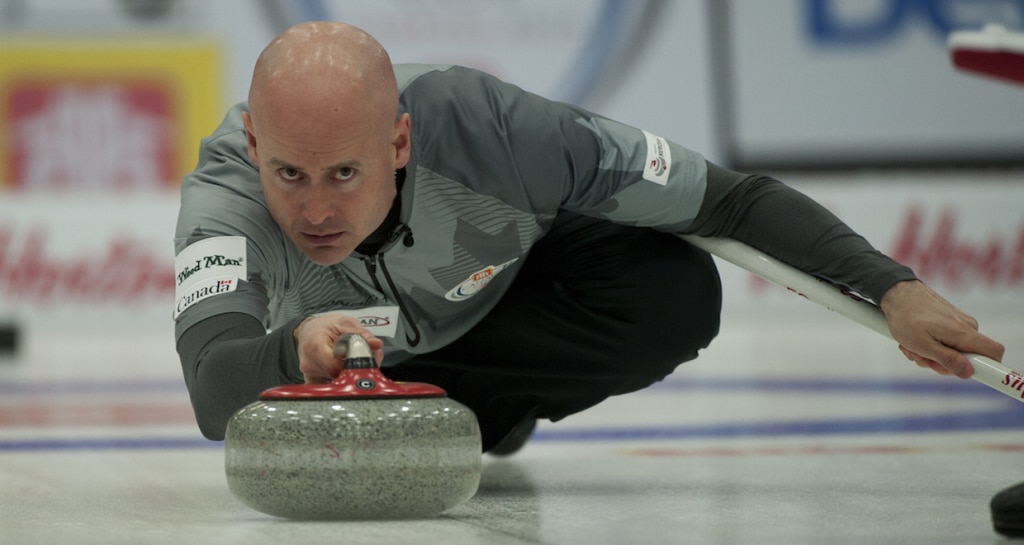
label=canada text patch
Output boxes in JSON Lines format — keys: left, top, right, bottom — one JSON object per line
{"left": 174, "top": 236, "right": 246, "bottom": 319}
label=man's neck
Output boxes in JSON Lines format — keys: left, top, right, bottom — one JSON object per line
{"left": 355, "top": 168, "right": 405, "bottom": 255}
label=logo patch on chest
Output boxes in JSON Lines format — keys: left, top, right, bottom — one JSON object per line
{"left": 314, "top": 306, "right": 401, "bottom": 338}
{"left": 445, "top": 257, "right": 519, "bottom": 302}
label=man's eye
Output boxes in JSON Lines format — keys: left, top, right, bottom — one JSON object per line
{"left": 279, "top": 168, "right": 302, "bottom": 181}
{"left": 335, "top": 167, "right": 356, "bottom": 181}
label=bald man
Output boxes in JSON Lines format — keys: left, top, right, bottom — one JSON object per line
{"left": 174, "top": 22, "right": 1004, "bottom": 453}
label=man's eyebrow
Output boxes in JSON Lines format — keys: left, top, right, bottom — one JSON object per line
{"left": 321, "top": 160, "right": 361, "bottom": 172}
{"left": 264, "top": 157, "right": 298, "bottom": 171}
{"left": 264, "top": 157, "right": 362, "bottom": 172}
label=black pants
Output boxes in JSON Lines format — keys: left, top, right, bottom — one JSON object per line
{"left": 383, "top": 214, "right": 722, "bottom": 451}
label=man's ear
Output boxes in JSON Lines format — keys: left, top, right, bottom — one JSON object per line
{"left": 241, "top": 111, "right": 259, "bottom": 165}
{"left": 392, "top": 113, "right": 411, "bottom": 169}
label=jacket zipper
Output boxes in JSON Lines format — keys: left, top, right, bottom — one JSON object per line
{"left": 361, "top": 226, "right": 421, "bottom": 347}
{"left": 363, "top": 257, "right": 386, "bottom": 295}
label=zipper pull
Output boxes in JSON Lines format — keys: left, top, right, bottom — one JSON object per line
{"left": 389, "top": 225, "right": 415, "bottom": 248}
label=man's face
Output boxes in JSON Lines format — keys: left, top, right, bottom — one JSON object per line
{"left": 242, "top": 110, "right": 410, "bottom": 265}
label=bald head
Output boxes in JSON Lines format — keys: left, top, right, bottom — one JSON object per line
{"left": 241, "top": 22, "right": 411, "bottom": 266}
{"left": 248, "top": 22, "right": 399, "bottom": 131}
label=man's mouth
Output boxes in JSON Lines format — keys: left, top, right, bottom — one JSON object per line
{"left": 301, "top": 232, "right": 344, "bottom": 245}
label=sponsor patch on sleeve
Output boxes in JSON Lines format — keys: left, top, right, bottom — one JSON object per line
{"left": 174, "top": 236, "right": 247, "bottom": 319}
{"left": 641, "top": 130, "right": 672, "bottom": 186}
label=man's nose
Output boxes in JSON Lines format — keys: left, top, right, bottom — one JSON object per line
{"left": 302, "top": 184, "right": 335, "bottom": 225}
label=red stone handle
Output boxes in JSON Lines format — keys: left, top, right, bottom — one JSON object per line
{"left": 259, "top": 333, "right": 446, "bottom": 399}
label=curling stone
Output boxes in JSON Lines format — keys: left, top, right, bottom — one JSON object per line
{"left": 224, "top": 333, "right": 481, "bottom": 520}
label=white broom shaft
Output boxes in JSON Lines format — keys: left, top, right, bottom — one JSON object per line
{"left": 678, "top": 234, "right": 1024, "bottom": 402}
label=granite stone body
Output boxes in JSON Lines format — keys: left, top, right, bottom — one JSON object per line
{"left": 224, "top": 396, "right": 482, "bottom": 520}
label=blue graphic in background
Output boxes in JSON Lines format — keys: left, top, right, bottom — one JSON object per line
{"left": 808, "top": 0, "right": 1024, "bottom": 44}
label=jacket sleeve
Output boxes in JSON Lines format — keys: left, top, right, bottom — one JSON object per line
{"left": 173, "top": 102, "right": 282, "bottom": 341}
{"left": 176, "top": 312, "right": 305, "bottom": 440}
{"left": 425, "top": 67, "right": 916, "bottom": 302}
{"left": 685, "top": 163, "right": 917, "bottom": 303}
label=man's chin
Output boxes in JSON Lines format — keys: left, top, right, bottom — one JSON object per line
{"left": 302, "top": 245, "right": 353, "bottom": 266}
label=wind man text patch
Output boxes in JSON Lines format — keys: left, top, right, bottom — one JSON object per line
{"left": 174, "top": 236, "right": 247, "bottom": 319}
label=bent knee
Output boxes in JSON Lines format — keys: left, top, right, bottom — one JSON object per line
{"left": 619, "top": 239, "right": 722, "bottom": 365}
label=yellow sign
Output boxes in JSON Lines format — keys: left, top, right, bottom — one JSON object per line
{"left": 0, "top": 39, "right": 222, "bottom": 189}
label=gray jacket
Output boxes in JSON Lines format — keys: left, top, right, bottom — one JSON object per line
{"left": 174, "top": 64, "right": 914, "bottom": 438}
